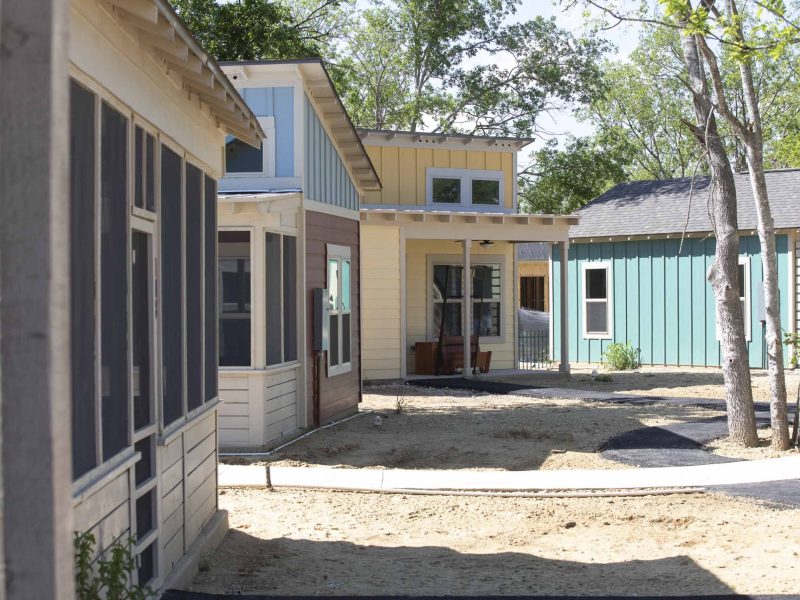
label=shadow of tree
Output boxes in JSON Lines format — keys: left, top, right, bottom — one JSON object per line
{"left": 261, "top": 399, "right": 710, "bottom": 471}
{"left": 168, "top": 529, "right": 738, "bottom": 597}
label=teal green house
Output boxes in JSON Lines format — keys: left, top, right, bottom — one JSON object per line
{"left": 551, "top": 170, "right": 800, "bottom": 369}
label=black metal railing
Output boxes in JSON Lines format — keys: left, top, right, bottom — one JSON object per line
{"left": 518, "top": 330, "right": 550, "bottom": 369}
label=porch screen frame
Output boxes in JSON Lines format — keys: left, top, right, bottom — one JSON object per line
{"left": 426, "top": 253, "right": 506, "bottom": 344}
{"left": 581, "top": 261, "right": 613, "bottom": 339}
{"left": 218, "top": 227, "right": 255, "bottom": 369}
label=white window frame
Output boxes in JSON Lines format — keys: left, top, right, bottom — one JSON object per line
{"left": 327, "top": 244, "right": 352, "bottom": 376}
{"left": 427, "top": 254, "right": 506, "bottom": 344}
{"left": 716, "top": 256, "right": 751, "bottom": 342}
{"left": 265, "top": 230, "right": 300, "bottom": 368}
{"left": 223, "top": 115, "right": 276, "bottom": 177}
{"left": 581, "top": 261, "right": 613, "bottom": 339}
{"left": 218, "top": 226, "right": 255, "bottom": 369}
{"left": 426, "top": 167, "right": 505, "bottom": 210}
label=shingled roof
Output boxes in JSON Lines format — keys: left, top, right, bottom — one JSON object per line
{"left": 570, "top": 168, "right": 800, "bottom": 240}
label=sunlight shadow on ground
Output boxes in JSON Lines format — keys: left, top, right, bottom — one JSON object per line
{"left": 180, "top": 529, "right": 737, "bottom": 597}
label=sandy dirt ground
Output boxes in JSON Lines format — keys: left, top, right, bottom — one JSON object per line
{"left": 190, "top": 487, "right": 800, "bottom": 596}
{"left": 229, "top": 386, "right": 723, "bottom": 471}
{"left": 708, "top": 427, "right": 800, "bottom": 460}
{"left": 491, "top": 364, "right": 800, "bottom": 403}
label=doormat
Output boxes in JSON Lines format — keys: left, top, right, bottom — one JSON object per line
{"left": 407, "top": 377, "right": 539, "bottom": 395}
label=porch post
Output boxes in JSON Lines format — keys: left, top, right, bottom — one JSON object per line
{"left": 463, "top": 240, "right": 472, "bottom": 375}
{"left": 559, "top": 241, "right": 570, "bottom": 373}
{"left": 1, "top": 0, "right": 74, "bottom": 597}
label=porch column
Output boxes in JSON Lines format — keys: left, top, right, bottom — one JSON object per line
{"left": 1, "top": 0, "right": 74, "bottom": 596}
{"left": 559, "top": 241, "right": 570, "bottom": 373}
{"left": 463, "top": 240, "right": 472, "bottom": 375}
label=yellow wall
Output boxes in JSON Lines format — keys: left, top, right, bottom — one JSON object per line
{"left": 361, "top": 224, "right": 403, "bottom": 380}
{"left": 518, "top": 260, "right": 549, "bottom": 312}
{"left": 364, "top": 144, "right": 515, "bottom": 210}
{"left": 406, "top": 239, "right": 516, "bottom": 373}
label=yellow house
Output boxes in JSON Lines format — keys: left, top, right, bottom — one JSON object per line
{"left": 358, "top": 130, "right": 575, "bottom": 380}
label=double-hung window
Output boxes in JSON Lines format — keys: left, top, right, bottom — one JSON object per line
{"left": 582, "top": 263, "right": 612, "bottom": 338}
{"left": 716, "top": 257, "right": 751, "bottom": 341}
{"left": 431, "top": 261, "right": 503, "bottom": 339}
{"left": 327, "top": 245, "right": 352, "bottom": 375}
{"left": 427, "top": 168, "right": 504, "bottom": 209}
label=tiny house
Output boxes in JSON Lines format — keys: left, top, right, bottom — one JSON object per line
{"left": 551, "top": 170, "right": 800, "bottom": 368}
{"left": 358, "top": 130, "right": 577, "bottom": 380}
{"left": 64, "top": 0, "right": 262, "bottom": 592}
{"left": 216, "top": 60, "right": 381, "bottom": 448}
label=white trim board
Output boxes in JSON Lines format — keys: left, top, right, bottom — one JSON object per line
{"left": 580, "top": 261, "right": 613, "bottom": 340}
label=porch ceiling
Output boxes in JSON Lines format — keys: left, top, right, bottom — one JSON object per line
{"left": 360, "top": 208, "right": 578, "bottom": 242}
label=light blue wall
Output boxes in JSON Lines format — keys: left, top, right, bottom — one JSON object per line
{"left": 552, "top": 235, "right": 790, "bottom": 368}
{"left": 303, "top": 94, "right": 359, "bottom": 211}
{"left": 241, "top": 86, "right": 294, "bottom": 177}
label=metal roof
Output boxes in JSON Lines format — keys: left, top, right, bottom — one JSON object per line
{"left": 517, "top": 242, "right": 551, "bottom": 261}
{"left": 570, "top": 169, "right": 800, "bottom": 240}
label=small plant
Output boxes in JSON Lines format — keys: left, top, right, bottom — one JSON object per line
{"left": 74, "top": 532, "right": 153, "bottom": 600}
{"left": 601, "top": 342, "right": 641, "bottom": 371}
{"left": 594, "top": 373, "right": 614, "bottom": 383}
{"left": 784, "top": 331, "right": 800, "bottom": 368}
{"left": 394, "top": 394, "right": 407, "bottom": 414}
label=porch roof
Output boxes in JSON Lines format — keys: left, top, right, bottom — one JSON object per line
{"left": 360, "top": 208, "right": 578, "bottom": 242}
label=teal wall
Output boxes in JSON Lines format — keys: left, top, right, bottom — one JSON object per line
{"left": 241, "top": 86, "right": 294, "bottom": 177}
{"left": 552, "top": 235, "right": 790, "bottom": 368}
{"left": 303, "top": 94, "right": 359, "bottom": 211}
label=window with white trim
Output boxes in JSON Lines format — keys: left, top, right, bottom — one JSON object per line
{"left": 427, "top": 168, "right": 504, "bottom": 208}
{"left": 431, "top": 262, "right": 502, "bottom": 339}
{"left": 582, "top": 263, "right": 612, "bottom": 338}
{"left": 224, "top": 116, "right": 275, "bottom": 176}
{"left": 716, "top": 257, "right": 751, "bottom": 341}
{"left": 327, "top": 245, "right": 352, "bottom": 375}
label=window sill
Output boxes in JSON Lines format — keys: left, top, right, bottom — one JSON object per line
{"left": 327, "top": 363, "right": 352, "bottom": 377}
{"left": 158, "top": 397, "right": 221, "bottom": 446}
{"left": 72, "top": 447, "right": 139, "bottom": 504}
{"left": 583, "top": 333, "right": 612, "bottom": 340}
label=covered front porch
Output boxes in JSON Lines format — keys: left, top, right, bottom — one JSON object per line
{"left": 360, "top": 208, "right": 577, "bottom": 381}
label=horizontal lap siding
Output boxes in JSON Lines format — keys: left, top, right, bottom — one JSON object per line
{"left": 73, "top": 470, "right": 131, "bottom": 561}
{"left": 264, "top": 368, "right": 300, "bottom": 444}
{"left": 552, "top": 235, "right": 791, "bottom": 368}
{"left": 361, "top": 224, "right": 402, "bottom": 380}
{"left": 406, "top": 239, "right": 516, "bottom": 372}
{"left": 306, "top": 211, "right": 361, "bottom": 424}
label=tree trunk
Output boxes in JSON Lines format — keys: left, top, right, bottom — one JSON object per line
{"left": 680, "top": 32, "right": 759, "bottom": 446}
{"left": 728, "top": 6, "right": 791, "bottom": 448}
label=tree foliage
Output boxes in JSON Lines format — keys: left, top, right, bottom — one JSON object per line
{"left": 519, "top": 137, "right": 628, "bottom": 214}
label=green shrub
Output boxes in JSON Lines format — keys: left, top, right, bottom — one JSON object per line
{"left": 75, "top": 532, "right": 153, "bottom": 600}
{"left": 601, "top": 342, "right": 641, "bottom": 371}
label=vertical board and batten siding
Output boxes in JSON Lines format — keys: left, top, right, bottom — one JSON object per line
{"left": 304, "top": 94, "right": 359, "bottom": 211}
{"left": 362, "top": 144, "right": 515, "bottom": 210}
{"left": 361, "top": 224, "right": 403, "bottom": 380}
{"left": 240, "top": 86, "right": 294, "bottom": 177}
{"left": 552, "top": 235, "right": 790, "bottom": 368}
{"left": 405, "top": 239, "right": 516, "bottom": 373}
{"left": 305, "top": 212, "right": 361, "bottom": 424}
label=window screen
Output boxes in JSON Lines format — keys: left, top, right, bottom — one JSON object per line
{"left": 161, "top": 145, "right": 184, "bottom": 425}
{"left": 432, "top": 177, "right": 460, "bottom": 203}
{"left": 225, "top": 136, "right": 263, "bottom": 173}
{"left": 100, "top": 102, "right": 130, "bottom": 461}
{"left": 472, "top": 179, "right": 500, "bottom": 205}
{"left": 283, "top": 236, "right": 298, "bottom": 362}
{"left": 584, "top": 267, "right": 609, "bottom": 335}
{"left": 219, "top": 231, "right": 251, "bottom": 367}
{"left": 132, "top": 232, "right": 152, "bottom": 431}
{"left": 265, "top": 232, "right": 282, "bottom": 366}
{"left": 70, "top": 79, "right": 97, "bottom": 479}
{"left": 204, "top": 175, "right": 218, "bottom": 401}
{"left": 185, "top": 163, "right": 203, "bottom": 411}
{"left": 134, "top": 128, "right": 156, "bottom": 211}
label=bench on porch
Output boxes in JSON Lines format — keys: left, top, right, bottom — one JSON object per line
{"left": 415, "top": 337, "right": 492, "bottom": 375}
